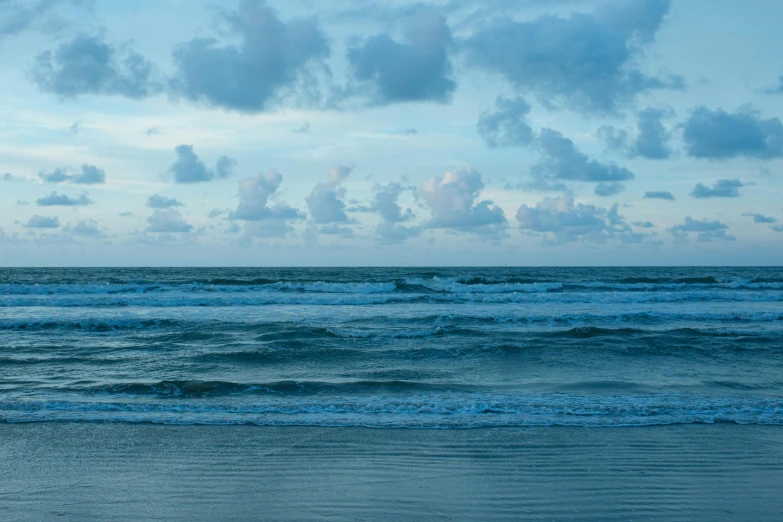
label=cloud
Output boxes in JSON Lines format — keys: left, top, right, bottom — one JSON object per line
{"left": 683, "top": 107, "right": 783, "bottom": 159}
{"left": 629, "top": 107, "right": 673, "bottom": 159}
{"left": 146, "top": 195, "right": 183, "bottom": 209}
{"left": 32, "top": 34, "right": 162, "bottom": 99}
{"left": 477, "top": 96, "right": 533, "bottom": 148}
{"left": 119, "top": 212, "right": 133, "bottom": 217}
{"left": 772, "top": 225, "right": 783, "bottom": 233}
{"left": 690, "top": 179, "right": 743, "bottom": 199}
{"left": 38, "top": 164, "right": 105, "bottom": 184}
{"left": 515, "top": 194, "right": 643, "bottom": 243}
{"left": 230, "top": 170, "right": 303, "bottom": 237}
{"left": 170, "top": 0, "right": 329, "bottom": 113}
{"left": 644, "top": 190, "right": 675, "bottom": 200}
{"left": 419, "top": 166, "right": 506, "bottom": 234}
{"left": 345, "top": 12, "right": 455, "bottom": 105}
{"left": 763, "top": 76, "right": 783, "bottom": 95}
{"left": 2, "top": 172, "right": 24, "bottom": 181}
{"left": 598, "top": 107, "right": 673, "bottom": 159}
{"left": 36, "top": 191, "right": 92, "bottom": 206}
{"left": 594, "top": 182, "right": 625, "bottom": 196}
{"left": 669, "top": 216, "right": 734, "bottom": 242}
{"left": 368, "top": 183, "right": 420, "bottom": 243}
{"left": 305, "top": 164, "right": 354, "bottom": 224}
{"left": 145, "top": 209, "right": 193, "bottom": 233}
{"left": 633, "top": 220, "right": 655, "bottom": 228}
{"left": 531, "top": 128, "right": 634, "bottom": 195}
{"left": 0, "top": 0, "right": 90, "bottom": 41}
{"left": 65, "top": 219, "right": 103, "bottom": 237}
{"left": 167, "top": 145, "right": 235, "bottom": 183}
{"left": 463, "top": 0, "right": 682, "bottom": 114}
{"left": 742, "top": 212, "right": 777, "bottom": 224}
{"left": 24, "top": 215, "right": 60, "bottom": 229}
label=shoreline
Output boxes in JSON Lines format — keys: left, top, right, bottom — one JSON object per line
{"left": 3, "top": 423, "right": 782, "bottom": 520}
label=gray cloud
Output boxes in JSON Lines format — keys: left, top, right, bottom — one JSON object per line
{"left": 36, "top": 191, "right": 92, "bottom": 206}
{"left": 690, "top": 179, "right": 743, "bottom": 199}
{"left": 463, "top": 0, "right": 682, "bottom": 114}
{"left": 146, "top": 209, "right": 193, "bottom": 233}
{"left": 38, "top": 164, "right": 105, "bottom": 184}
{"left": 1, "top": 0, "right": 90, "bottom": 41}
{"left": 306, "top": 164, "right": 354, "bottom": 225}
{"left": 516, "top": 194, "right": 643, "bottom": 243}
{"left": 2, "top": 172, "right": 24, "bottom": 181}
{"left": 683, "top": 107, "right": 783, "bottom": 159}
{"left": 644, "top": 190, "right": 675, "bottom": 200}
{"left": 370, "top": 182, "right": 420, "bottom": 243}
{"left": 292, "top": 121, "right": 311, "bottom": 134}
{"left": 742, "top": 212, "right": 777, "bottom": 224}
{"left": 419, "top": 166, "right": 506, "bottom": 234}
{"left": 630, "top": 107, "right": 673, "bottom": 159}
{"left": 146, "top": 195, "right": 183, "bottom": 209}
{"left": 33, "top": 34, "right": 162, "bottom": 99}
{"left": 230, "top": 170, "right": 303, "bottom": 237}
{"left": 170, "top": 0, "right": 329, "bottom": 113}
{"left": 594, "top": 182, "right": 625, "bottom": 197}
{"left": 477, "top": 96, "right": 533, "bottom": 148}
{"left": 669, "top": 216, "right": 734, "bottom": 242}
{"left": 531, "top": 128, "right": 634, "bottom": 195}
{"left": 598, "top": 107, "right": 673, "bottom": 159}
{"left": 763, "top": 76, "right": 783, "bottom": 95}
{"left": 346, "top": 12, "right": 455, "bottom": 105}
{"left": 65, "top": 219, "right": 103, "bottom": 237}
{"left": 24, "top": 215, "right": 60, "bottom": 229}
{"left": 168, "top": 145, "right": 235, "bottom": 183}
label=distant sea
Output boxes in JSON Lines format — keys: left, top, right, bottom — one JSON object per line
{"left": 2, "top": 267, "right": 782, "bottom": 428}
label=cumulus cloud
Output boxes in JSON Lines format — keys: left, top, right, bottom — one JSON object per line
{"left": 38, "top": 164, "right": 106, "bottom": 184}
{"left": 146, "top": 195, "right": 183, "bottom": 209}
{"left": 32, "top": 34, "right": 162, "bottom": 99}
{"left": 598, "top": 107, "right": 673, "bottom": 159}
{"left": 515, "top": 194, "right": 643, "bottom": 243}
{"left": 168, "top": 145, "right": 236, "bottom": 183}
{"left": 463, "top": 0, "right": 682, "bottom": 114}
{"left": 146, "top": 209, "right": 193, "bottom": 233}
{"left": 477, "top": 96, "right": 533, "bottom": 148}
{"left": 419, "top": 166, "right": 506, "bottom": 235}
{"left": 630, "top": 107, "right": 673, "bottom": 159}
{"left": 36, "top": 191, "right": 92, "bottom": 206}
{"left": 531, "top": 128, "right": 634, "bottom": 195}
{"left": 690, "top": 179, "right": 743, "bottom": 199}
{"left": 2, "top": 172, "right": 24, "bottom": 181}
{"left": 65, "top": 219, "right": 103, "bottom": 237}
{"left": 369, "top": 183, "right": 420, "bottom": 243}
{"left": 742, "top": 212, "right": 777, "bottom": 224}
{"left": 669, "top": 216, "right": 734, "bottom": 242}
{"left": 346, "top": 12, "right": 455, "bottom": 105}
{"left": 230, "top": 170, "right": 303, "bottom": 237}
{"left": 644, "top": 190, "right": 675, "bottom": 200}
{"left": 24, "top": 215, "right": 60, "bottom": 229}
{"left": 306, "top": 164, "right": 354, "bottom": 224}
{"left": 170, "top": 0, "right": 329, "bottom": 112}
{"left": 683, "top": 107, "right": 783, "bottom": 159}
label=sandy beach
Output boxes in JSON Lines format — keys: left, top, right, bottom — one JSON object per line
{"left": 2, "top": 423, "right": 782, "bottom": 520}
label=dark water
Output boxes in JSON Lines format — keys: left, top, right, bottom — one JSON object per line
{"left": 1, "top": 267, "right": 782, "bottom": 427}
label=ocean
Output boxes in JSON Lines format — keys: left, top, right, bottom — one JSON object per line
{"left": 2, "top": 266, "right": 782, "bottom": 428}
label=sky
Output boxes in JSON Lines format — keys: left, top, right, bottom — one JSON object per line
{"left": 0, "top": 0, "right": 782, "bottom": 266}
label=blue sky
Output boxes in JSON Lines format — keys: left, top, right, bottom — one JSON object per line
{"left": 0, "top": 0, "right": 782, "bottom": 266}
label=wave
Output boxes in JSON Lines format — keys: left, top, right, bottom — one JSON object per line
{"left": 3, "top": 289, "right": 783, "bottom": 308}
{"left": 2, "top": 393, "right": 781, "bottom": 427}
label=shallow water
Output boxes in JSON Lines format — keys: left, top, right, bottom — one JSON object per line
{"left": 1, "top": 267, "right": 782, "bottom": 427}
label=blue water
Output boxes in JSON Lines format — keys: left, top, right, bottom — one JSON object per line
{"left": 1, "top": 267, "right": 782, "bottom": 427}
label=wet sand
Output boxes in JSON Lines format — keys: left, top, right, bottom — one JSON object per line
{"left": 2, "top": 424, "right": 782, "bottom": 520}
